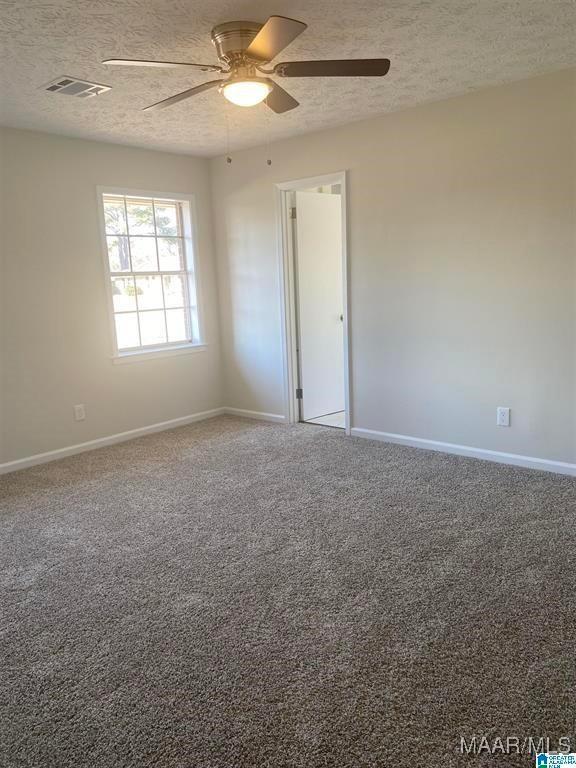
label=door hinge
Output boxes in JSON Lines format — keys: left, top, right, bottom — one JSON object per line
{"left": 290, "top": 206, "right": 297, "bottom": 219}
{"left": 296, "top": 388, "right": 303, "bottom": 399}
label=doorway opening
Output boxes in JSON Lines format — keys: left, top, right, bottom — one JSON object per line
{"left": 277, "top": 172, "right": 350, "bottom": 434}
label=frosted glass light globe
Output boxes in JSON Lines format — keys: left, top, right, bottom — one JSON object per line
{"left": 222, "top": 79, "right": 272, "bottom": 107}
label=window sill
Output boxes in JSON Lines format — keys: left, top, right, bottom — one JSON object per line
{"left": 112, "top": 343, "right": 207, "bottom": 364}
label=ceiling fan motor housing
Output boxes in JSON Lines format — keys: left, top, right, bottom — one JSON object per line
{"left": 211, "top": 21, "right": 263, "bottom": 67}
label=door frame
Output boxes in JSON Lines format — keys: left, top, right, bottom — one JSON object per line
{"left": 275, "top": 171, "right": 351, "bottom": 435}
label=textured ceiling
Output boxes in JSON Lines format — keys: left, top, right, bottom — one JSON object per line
{"left": 0, "top": 0, "right": 575, "bottom": 157}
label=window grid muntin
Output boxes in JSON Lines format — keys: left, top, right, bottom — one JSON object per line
{"left": 103, "top": 193, "right": 196, "bottom": 351}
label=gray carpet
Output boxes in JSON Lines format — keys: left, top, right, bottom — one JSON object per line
{"left": 1, "top": 416, "right": 575, "bottom": 767}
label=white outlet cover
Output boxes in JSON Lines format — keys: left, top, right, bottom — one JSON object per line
{"left": 496, "top": 407, "right": 511, "bottom": 427}
{"left": 74, "top": 404, "right": 86, "bottom": 421}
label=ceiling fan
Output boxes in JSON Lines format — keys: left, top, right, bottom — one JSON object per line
{"left": 103, "top": 15, "right": 391, "bottom": 114}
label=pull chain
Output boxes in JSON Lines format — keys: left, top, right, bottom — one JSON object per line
{"left": 264, "top": 98, "right": 272, "bottom": 166}
{"left": 225, "top": 99, "right": 272, "bottom": 166}
{"left": 225, "top": 100, "right": 232, "bottom": 164}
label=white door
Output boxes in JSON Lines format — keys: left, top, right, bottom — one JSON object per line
{"left": 295, "top": 191, "right": 344, "bottom": 422}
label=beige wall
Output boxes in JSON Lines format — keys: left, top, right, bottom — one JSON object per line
{"left": 1, "top": 69, "right": 574, "bottom": 468}
{"left": 212, "top": 69, "right": 576, "bottom": 464}
{"left": 0, "top": 131, "right": 5, "bottom": 462}
{"left": 0, "top": 128, "right": 222, "bottom": 463}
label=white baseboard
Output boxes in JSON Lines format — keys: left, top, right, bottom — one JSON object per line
{"left": 5, "top": 408, "right": 570, "bottom": 479}
{"left": 351, "top": 427, "right": 576, "bottom": 477}
{"left": 223, "top": 407, "right": 287, "bottom": 423}
{"left": 0, "top": 408, "right": 226, "bottom": 476}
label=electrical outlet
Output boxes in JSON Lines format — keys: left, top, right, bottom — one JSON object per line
{"left": 74, "top": 404, "right": 86, "bottom": 422}
{"left": 496, "top": 407, "right": 510, "bottom": 427}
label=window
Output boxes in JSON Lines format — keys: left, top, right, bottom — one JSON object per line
{"left": 99, "top": 191, "right": 202, "bottom": 358}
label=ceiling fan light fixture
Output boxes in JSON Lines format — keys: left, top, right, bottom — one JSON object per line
{"left": 221, "top": 78, "right": 273, "bottom": 107}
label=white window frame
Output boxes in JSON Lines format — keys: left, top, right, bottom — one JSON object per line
{"left": 97, "top": 186, "right": 206, "bottom": 363}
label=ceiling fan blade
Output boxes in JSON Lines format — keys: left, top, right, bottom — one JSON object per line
{"left": 103, "top": 59, "right": 222, "bottom": 72}
{"left": 143, "top": 80, "right": 222, "bottom": 112}
{"left": 245, "top": 16, "right": 307, "bottom": 62}
{"left": 274, "top": 59, "right": 391, "bottom": 77}
{"left": 265, "top": 83, "right": 299, "bottom": 114}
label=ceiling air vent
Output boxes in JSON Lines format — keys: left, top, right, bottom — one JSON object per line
{"left": 42, "top": 77, "right": 111, "bottom": 98}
